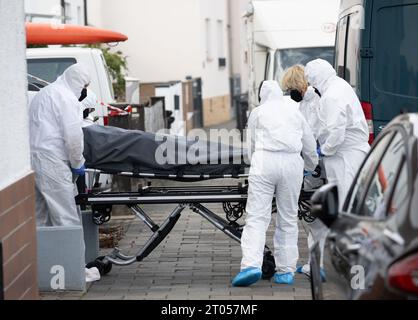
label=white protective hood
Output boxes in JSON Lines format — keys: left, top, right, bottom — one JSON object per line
{"left": 259, "top": 80, "right": 283, "bottom": 104}
{"left": 304, "top": 59, "right": 337, "bottom": 94}
{"left": 57, "top": 63, "right": 91, "bottom": 98}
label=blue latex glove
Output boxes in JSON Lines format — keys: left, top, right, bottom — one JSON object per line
{"left": 71, "top": 165, "right": 86, "bottom": 176}
{"left": 303, "top": 170, "right": 312, "bottom": 177}
{"left": 317, "top": 146, "right": 324, "bottom": 158}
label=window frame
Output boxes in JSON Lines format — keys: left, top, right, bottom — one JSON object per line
{"left": 342, "top": 126, "right": 408, "bottom": 220}
{"left": 335, "top": 15, "right": 349, "bottom": 79}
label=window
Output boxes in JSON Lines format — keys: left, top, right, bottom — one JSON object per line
{"left": 388, "top": 162, "right": 408, "bottom": 218}
{"left": 64, "top": 2, "right": 72, "bottom": 23}
{"left": 345, "top": 132, "right": 396, "bottom": 213}
{"left": 374, "top": 4, "right": 418, "bottom": 97}
{"left": 77, "top": 6, "right": 82, "bottom": 25}
{"left": 205, "top": 19, "right": 213, "bottom": 61}
{"left": 27, "top": 58, "right": 76, "bottom": 83}
{"left": 410, "top": 177, "right": 418, "bottom": 229}
{"left": 362, "top": 133, "right": 404, "bottom": 219}
{"left": 273, "top": 47, "right": 335, "bottom": 86}
{"left": 345, "top": 11, "right": 362, "bottom": 91}
{"left": 335, "top": 15, "right": 349, "bottom": 78}
{"left": 217, "top": 20, "right": 224, "bottom": 58}
{"left": 335, "top": 12, "right": 362, "bottom": 92}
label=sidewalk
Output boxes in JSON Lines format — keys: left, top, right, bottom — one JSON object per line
{"left": 41, "top": 179, "right": 312, "bottom": 300}
{"left": 40, "top": 119, "right": 313, "bottom": 300}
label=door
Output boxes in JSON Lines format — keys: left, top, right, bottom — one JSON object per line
{"left": 314, "top": 127, "right": 408, "bottom": 299}
{"left": 335, "top": 6, "right": 364, "bottom": 95}
{"left": 370, "top": 0, "right": 418, "bottom": 130}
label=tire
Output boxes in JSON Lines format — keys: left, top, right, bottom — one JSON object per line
{"left": 97, "top": 256, "right": 113, "bottom": 275}
{"left": 86, "top": 260, "right": 105, "bottom": 276}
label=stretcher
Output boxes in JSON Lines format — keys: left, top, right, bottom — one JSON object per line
{"left": 76, "top": 170, "right": 320, "bottom": 279}
{"left": 77, "top": 125, "right": 323, "bottom": 279}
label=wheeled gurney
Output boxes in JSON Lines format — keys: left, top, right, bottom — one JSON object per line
{"left": 76, "top": 125, "right": 322, "bottom": 278}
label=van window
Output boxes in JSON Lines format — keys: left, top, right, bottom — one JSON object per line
{"left": 27, "top": 58, "right": 76, "bottom": 83}
{"left": 345, "top": 11, "right": 362, "bottom": 91}
{"left": 273, "top": 47, "right": 334, "bottom": 84}
{"left": 335, "top": 11, "right": 362, "bottom": 92}
{"left": 375, "top": 4, "right": 418, "bottom": 97}
{"left": 335, "top": 15, "right": 348, "bottom": 78}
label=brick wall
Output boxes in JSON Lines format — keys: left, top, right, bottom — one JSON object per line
{"left": 0, "top": 173, "right": 38, "bottom": 300}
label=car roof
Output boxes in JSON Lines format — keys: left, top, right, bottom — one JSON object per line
{"left": 385, "top": 113, "right": 418, "bottom": 140}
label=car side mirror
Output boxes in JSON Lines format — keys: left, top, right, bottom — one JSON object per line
{"left": 311, "top": 184, "right": 339, "bottom": 228}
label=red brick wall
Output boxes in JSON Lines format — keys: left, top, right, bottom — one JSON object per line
{"left": 0, "top": 173, "right": 38, "bottom": 300}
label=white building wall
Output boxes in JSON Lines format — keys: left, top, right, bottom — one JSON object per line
{"left": 228, "top": 0, "right": 251, "bottom": 94}
{"left": 0, "top": 0, "right": 32, "bottom": 190}
{"left": 86, "top": 0, "right": 102, "bottom": 27}
{"left": 25, "top": 0, "right": 85, "bottom": 25}
{"left": 199, "top": 0, "right": 230, "bottom": 98}
{"left": 88, "top": 0, "right": 202, "bottom": 84}
{"left": 87, "top": 0, "right": 231, "bottom": 99}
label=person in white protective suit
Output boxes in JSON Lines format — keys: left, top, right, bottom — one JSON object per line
{"left": 29, "top": 63, "right": 90, "bottom": 227}
{"left": 282, "top": 65, "right": 329, "bottom": 281}
{"left": 232, "top": 80, "right": 318, "bottom": 287}
{"left": 305, "top": 59, "right": 370, "bottom": 206}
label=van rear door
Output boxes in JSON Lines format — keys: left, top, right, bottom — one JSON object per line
{"left": 370, "top": 0, "right": 418, "bottom": 133}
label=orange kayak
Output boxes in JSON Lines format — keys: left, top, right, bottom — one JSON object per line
{"left": 26, "top": 23, "right": 128, "bottom": 45}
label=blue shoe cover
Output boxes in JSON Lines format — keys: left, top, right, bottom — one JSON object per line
{"left": 232, "top": 267, "right": 262, "bottom": 287}
{"left": 296, "top": 266, "right": 304, "bottom": 274}
{"left": 274, "top": 272, "right": 294, "bottom": 285}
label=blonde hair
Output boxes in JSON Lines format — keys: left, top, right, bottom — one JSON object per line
{"left": 281, "top": 65, "right": 309, "bottom": 93}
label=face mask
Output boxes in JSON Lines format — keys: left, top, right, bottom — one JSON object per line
{"left": 79, "top": 88, "right": 88, "bottom": 102}
{"left": 83, "top": 109, "right": 90, "bottom": 119}
{"left": 290, "top": 90, "right": 303, "bottom": 103}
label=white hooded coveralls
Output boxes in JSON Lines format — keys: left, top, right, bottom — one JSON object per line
{"left": 29, "top": 63, "right": 90, "bottom": 226}
{"left": 299, "top": 86, "right": 321, "bottom": 140}
{"left": 299, "top": 86, "right": 328, "bottom": 270}
{"left": 305, "top": 59, "right": 370, "bottom": 206}
{"left": 241, "top": 81, "right": 318, "bottom": 274}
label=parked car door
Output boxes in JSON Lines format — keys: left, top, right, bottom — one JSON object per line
{"left": 312, "top": 126, "right": 410, "bottom": 299}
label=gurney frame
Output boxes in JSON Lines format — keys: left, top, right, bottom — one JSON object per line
{"left": 76, "top": 170, "right": 317, "bottom": 279}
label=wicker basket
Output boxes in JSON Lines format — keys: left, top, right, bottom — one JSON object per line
{"left": 99, "top": 225, "right": 125, "bottom": 248}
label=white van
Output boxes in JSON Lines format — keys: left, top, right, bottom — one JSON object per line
{"left": 26, "top": 47, "right": 115, "bottom": 125}
{"left": 27, "top": 47, "right": 116, "bottom": 191}
{"left": 245, "top": 0, "right": 340, "bottom": 110}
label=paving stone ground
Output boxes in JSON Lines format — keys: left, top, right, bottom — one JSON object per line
{"left": 40, "top": 178, "right": 313, "bottom": 301}
{"left": 40, "top": 120, "right": 318, "bottom": 300}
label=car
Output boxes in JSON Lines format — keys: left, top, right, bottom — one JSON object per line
{"left": 310, "top": 113, "right": 418, "bottom": 300}
{"left": 335, "top": 0, "right": 418, "bottom": 143}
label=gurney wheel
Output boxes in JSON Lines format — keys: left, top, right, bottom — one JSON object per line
{"left": 262, "top": 251, "right": 276, "bottom": 280}
{"left": 86, "top": 257, "right": 112, "bottom": 276}
{"left": 97, "top": 256, "right": 113, "bottom": 275}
